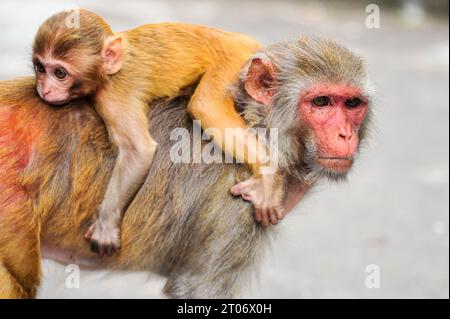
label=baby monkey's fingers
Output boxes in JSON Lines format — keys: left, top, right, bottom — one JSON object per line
{"left": 231, "top": 174, "right": 284, "bottom": 226}
{"left": 90, "top": 239, "right": 121, "bottom": 257}
{"left": 84, "top": 226, "right": 94, "bottom": 240}
{"left": 85, "top": 218, "right": 121, "bottom": 257}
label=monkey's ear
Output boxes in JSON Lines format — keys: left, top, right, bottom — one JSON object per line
{"left": 102, "top": 35, "right": 124, "bottom": 75}
{"left": 244, "top": 56, "right": 276, "bottom": 106}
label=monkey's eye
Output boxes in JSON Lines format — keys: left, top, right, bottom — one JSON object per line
{"left": 345, "top": 98, "right": 362, "bottom": 108}
{"left": 35, "top": 62, "right": 45, "bottom": 74}
{"left": 54, "top": 68, "right": 68, "bottom": 80}
{"left": 312, "top": 96, "right": 331, "bottom": 107}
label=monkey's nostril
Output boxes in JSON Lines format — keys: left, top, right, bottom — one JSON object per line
{"left": 339, "top": 131, "right": 353, "bottom": 141}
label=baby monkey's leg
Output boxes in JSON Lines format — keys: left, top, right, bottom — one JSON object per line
{"left": 85, "top": 97, "right": 157, "bottom": 256}
{"left": 188, "top": 68, "right": 284, "bottom": 226}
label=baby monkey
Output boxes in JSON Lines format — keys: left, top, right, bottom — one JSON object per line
{"left": 32, "top": 9, "right": 284, "bottom": 256}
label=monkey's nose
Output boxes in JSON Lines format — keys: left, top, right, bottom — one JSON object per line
{"left": 43, "top": 90, "right": 52, "bottom": 97}
{"left": 338, "top": 132, "right": 352, "bottom": 142}
{"left": 338, "top": 123, "right": 353, "bottom": 142}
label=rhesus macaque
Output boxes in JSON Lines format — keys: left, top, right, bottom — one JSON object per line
{"left": 32, "top": 9, "right": 283, "bottom": 256}
{"left": 0, "top": 36, "right": 371, "bottom": 298}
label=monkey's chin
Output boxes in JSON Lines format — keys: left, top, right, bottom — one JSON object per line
{"left": 43, "top": 98, "right": 70, "bottom": 106}
{"left": 317, "top": 157, "right": 353, "bottom": 175}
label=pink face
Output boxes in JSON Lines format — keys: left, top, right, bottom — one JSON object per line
{"left": 33, "top": 55, "right": 78, "bottom": 105}
{"left": 299, "top": 83, "right": 369, "bottom": 174}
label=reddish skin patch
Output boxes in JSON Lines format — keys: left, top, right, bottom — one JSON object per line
{"left": 299, "top": 83, "right": 369, "bottom": 173}
{"left": 0, "top": 108, "right": 41, "bottom": 216}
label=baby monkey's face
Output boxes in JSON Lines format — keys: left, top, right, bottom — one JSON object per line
{"left": 33, "top": 55, "right": 80, "bottom": 105}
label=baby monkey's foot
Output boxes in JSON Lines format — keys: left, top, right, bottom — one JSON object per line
{"left": 85, "top": 218, "right": 121, "bottom": 257}
{"left": 231, "top": 174, "right": 284, "bottom": 226}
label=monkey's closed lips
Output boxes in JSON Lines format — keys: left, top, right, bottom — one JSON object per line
{"left": 317, "top": 157, "right": 354, "bottom": 172}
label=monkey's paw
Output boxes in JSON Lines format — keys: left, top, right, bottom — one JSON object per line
{"left": 230, "top": 174, "right": 284, "bottom": 227}
{"left": 84, "top": 218, "right": 121, "bottom": 257}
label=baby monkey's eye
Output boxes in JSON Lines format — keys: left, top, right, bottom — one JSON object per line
{"left": 35, "top": 62, "right": 45, "bottom": 74}
{"left": 54, "top": 68, "right": 68, "bottom": 80}
{"left": 345, "top": 98, "right": 362, "bottom": 108}
{"left": 312, "top": 96, "right": 331, "bottom": 107}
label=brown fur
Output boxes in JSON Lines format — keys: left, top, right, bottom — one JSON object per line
{"left": 0, "top": 36, "right": 371, "bottom": 298}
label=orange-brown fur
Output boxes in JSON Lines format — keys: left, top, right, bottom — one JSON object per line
{"left": 0, "top": 79, "right": 47, "bottom": 298}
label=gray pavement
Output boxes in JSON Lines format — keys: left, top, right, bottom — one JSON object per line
{"left": 0, "top": 0, "right": 448, "bottom": 298}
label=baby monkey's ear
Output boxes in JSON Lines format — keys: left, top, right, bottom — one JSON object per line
{"left": 243, "top": 55, "right": 277, "bottom": 106}
{"left": 102, "top": 35, "right": 124, "bottom": 75}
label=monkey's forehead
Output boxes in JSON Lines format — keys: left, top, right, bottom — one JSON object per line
{"left": 300, "top": 83, "right": 368, "bottom": 99}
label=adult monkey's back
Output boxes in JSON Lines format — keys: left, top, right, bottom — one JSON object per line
{"left": 0, "top": 78, "right": 270, "bottom": 298}
{"left": 0, "top": 36, "right": 372, "bottom": 298}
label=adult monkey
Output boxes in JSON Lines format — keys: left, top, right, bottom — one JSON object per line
{"left": 0, "top": 36, "right": 372, "bottom": 298}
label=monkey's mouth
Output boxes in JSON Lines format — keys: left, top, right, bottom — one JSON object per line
{"left": 43, "top": 98, "right": 70, "bottom": 106}
{"left": 317, "top": 156, "right": 354, "bottom": 173}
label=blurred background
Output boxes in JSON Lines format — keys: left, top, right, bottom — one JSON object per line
{"left": 0, "top": 0, "right": 448, "bottom": 298}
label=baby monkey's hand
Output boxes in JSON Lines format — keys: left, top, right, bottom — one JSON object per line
{"left": 231, "top": 173, "right": 284, "bottom": 226}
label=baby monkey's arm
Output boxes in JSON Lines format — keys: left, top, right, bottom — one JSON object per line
{"left": 85, "top": 93, "right": 157, "bottom": 256}
{"left": 188, "top": 55, "right": 285, "bottom": 226}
